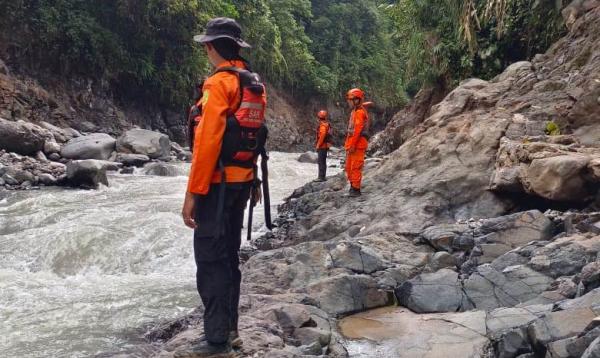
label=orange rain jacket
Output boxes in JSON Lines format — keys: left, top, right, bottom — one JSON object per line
{"left": 344, "top": 106, "right": 369, "bottom": 151}
{"left": 316, "top": 120, "right": 331, "bottom": 150}
{"left": 187, "top": 60, "right": 265, "bottom": 195}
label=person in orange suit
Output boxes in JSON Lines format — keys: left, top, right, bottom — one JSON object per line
{"left": 180, "top": 17, "right": 262, "bottom": 357}
{"left": 314, "top": 110, "right": 332, "bottom": 182}
{"left": 344, "top": 88, "right": 369, "bottom": 197}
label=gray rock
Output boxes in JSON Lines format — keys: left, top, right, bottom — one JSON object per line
{"left": 463, "top": 264, "right": 553, "bottom": 310}
{"left": 96, "top": 161, "right": 122, "bottom": 171}
{"left": 581, "top": 261, "right": 600, "bottom": 287}
{"left": 495, "top": 327, "right": 533, "bottom": 358}
{"left": 38, "top": 173, "right": 57, "bottom": 185}
{"left": 486, "top": 305, "right": 552, "bottom": 338}
{"left": 547, "top": 326, "right": 600, "bottom": 358}
{"left": 557, "top": 288, "right": 600, "bottom": 311}
{"left": 20, "top": 180, "right": 33, "bottom": 189}
{"left": 396, "top": 269, "right": 471, "bottom": 313}
{"left": 120, "top": 167, "right": 135, "bottom": 174}
{"left": 38, "top": 121, "right": 70, "bottom": 143}
{"left": 116, "top": 129, "right": 170, "bottom": 159}
{"left": 306, "top": 274, "right": 390, "bottom": 316}
{"left": 421, "top": 223, "right": 470, "bottom": 252}
{"left": 48, "top": 153, "right": 61, "bottom": 161}
{"left": 523, "top": 155, "right": 592, "bottom": 202}
{"left": 0, "top": 118, "right": 46, "bottom": 155}
{"left": 61, "top": 133, "right": 117, "bottom": 160}
{"left": 177, "top": 151, "right": 192, "bottom": 162}
{"left": 549, "top": 277, "right": 578, "bottom": 299}
{"left": 491, "top": 252, "right": 529, "bottom": 272}
{"left": 490, "top": 166, "right": 525, "bottom": 193}
{"left": 142, "top": 162, "right": 182, "bottom": 177}
{"left": 2, "top": 168, "right": 35, "bottom": 185}
{"left": 294, "top": 327, "right": 331, "bottom": 347}
{"left": 43, "top": 140, "right": 61, "bottom": 154}
{"left": 430, "top": 251, "right": 456, "bottom": 270}
{"left": 529, "top": 239, "right": 595, "bottom": 278}
{"left": 582, "top": 336, "right": 600, "bottom": 358}
{"left": 298, "top": 341, "right": 322, "bottom": 355}
{"left": 170, "top": 141, "right": 185, "bottom": 154}
{"left": 35, "top": 151, "right": 47, "bottom": 162}
{"left": 116, "top": 153, "right": 150, "bottom": 167}
{"left": 66, "top": 160, "right": 109, "bottom": 189}
{"left": 546, "top": 337, "right": 574, "bottom": 358}
{"left": 297, "top": 151, "right": 318, "bottom": 164}
{"left": 477, "top": 210, "right": 553, "bottom": 252}
{"left": 2, "top": 173, "right": 18, "bottom": 185}
{"left": 528, "top": 308, "right": 596, "bottom": 350}
{"left": 329, "top": 241, "right": 386, "bottom": 274}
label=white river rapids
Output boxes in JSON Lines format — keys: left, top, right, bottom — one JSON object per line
{"left": 0, "top": 152, "right": 335, "bottom": 358}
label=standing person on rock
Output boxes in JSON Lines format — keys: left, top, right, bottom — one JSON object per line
{"left": 344, "top": 88, "right": 369, "bottom": 197}
{"left": 314, "top": 110, "right": 332, "bottom": 182}
{"left": 180, "top": 17, "right": 268, "bottom": 358}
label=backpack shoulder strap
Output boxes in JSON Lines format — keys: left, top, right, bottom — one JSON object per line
{"left": 213, "top": 66, "right": 245, "bottom": 112}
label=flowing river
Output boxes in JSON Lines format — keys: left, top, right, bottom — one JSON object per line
{"left": 0, "top": 152, "right": 335, "bottom": 358}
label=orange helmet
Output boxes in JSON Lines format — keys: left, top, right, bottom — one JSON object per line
{"left": 346, "top": 88, "right": 365, "bottom": 101}
{"left": 317, "top": 110, "right": 328, "bottom": 119}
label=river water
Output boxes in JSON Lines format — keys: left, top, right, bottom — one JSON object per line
{"left": 0, "top": 152, "right": 332, "bottom": 358}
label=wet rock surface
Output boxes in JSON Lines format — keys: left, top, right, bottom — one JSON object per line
{"left": 60, "top": 133, "right": 117, "bottom": 160}
{"left": 116, "top": 128, "right": 171, "bottom": 159}
{"left": 142, "top": 3, "right": 600, "bottom": 357}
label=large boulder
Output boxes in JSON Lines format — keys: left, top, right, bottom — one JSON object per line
{"left": 523, "top": 155, "right": 593, "bottom": 201}
{"left": 142, "top": 162, "right": 182, "bottom": 176}
{"left": 61, "top": 133, "right": 116, "bottom": 160}
{"left": 471, "top": 210, "right": 554, "bottom": 263}
{"left": 66, "top": 159, "right": 109, "bottom": 189}
{"left": 297, "top": 151, "right": 318, "bottom": 164}
{"left": 0, "top": 117, "right": 46, "bottom": 155}
{"left": 1, "top": 166, "right": 35, "bottom": 185}
{"left": 395, "top": 269, "right": 471, "bottom": 313}
{"left": 528, "top": 308, "right": 597, "bottom": 350}
{"left": 463, "top": 264, "right": 553, "bottom": 310}
{"left": 116, "top": 129, "right": 170, "bottom": 159}
{"left": 582, "top": 336, "right": 600, "bottom": 358}
{"left": 305, "top": 274, "right": 390, "bottom": 316}
{"left": 116, "top": 153, "right": 150, "bottom": 167}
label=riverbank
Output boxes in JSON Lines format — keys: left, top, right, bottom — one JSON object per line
{"left": 146, "top": 3, "right": 600, "bottom": 357}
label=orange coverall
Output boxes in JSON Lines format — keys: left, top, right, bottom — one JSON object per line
{"left": 187, "top": 60, "right": 262, "bottom": 194}
{"left": 344, "top": 106, "right": 368, "bottom": 190}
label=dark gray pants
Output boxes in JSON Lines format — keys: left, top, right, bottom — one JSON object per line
{"left": 317, "top": 148, "right": 328, "bottom": 179}
{"left": 193, "top": 183, "right": 251, "bottom": 344}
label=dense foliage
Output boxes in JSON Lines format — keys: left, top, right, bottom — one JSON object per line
{"left": 0, "top": 0, "right": 565, "bottom": 110}
{"left": 389, "top": 0, "right": 566, "bottom": 95}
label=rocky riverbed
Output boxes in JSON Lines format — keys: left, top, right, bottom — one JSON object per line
{"left": 145, "top": 3, "right": 600, "bottom": 358}
{"left": 2, "top": 1, "right": 599, "bottom": 357}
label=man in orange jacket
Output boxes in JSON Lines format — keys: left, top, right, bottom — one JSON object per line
{"left": 344, "top": 88, "right": 369, "bottom": 197}
{"left": 180, "top": 17, "right": 261, "bottom": 357}
{"left": 314, "top": 110, "right": 331, "bottom": 182}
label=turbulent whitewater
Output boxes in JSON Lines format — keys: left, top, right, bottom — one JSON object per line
{"left": 0, "top": 152, "right": 331, "bottom": 358}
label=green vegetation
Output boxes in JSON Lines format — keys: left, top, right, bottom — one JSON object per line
{"left": 0, "top": 0, "right": 565, "bottom": 110}
{"left": 389, "top": 0, "right": 565, "bottom": 95}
